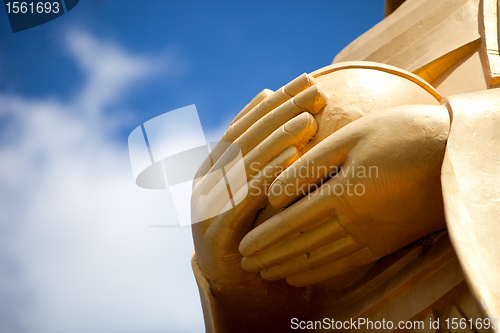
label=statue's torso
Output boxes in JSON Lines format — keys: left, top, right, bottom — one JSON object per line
{"left": 302, "top": 0, "right": 498, "bottom": 330}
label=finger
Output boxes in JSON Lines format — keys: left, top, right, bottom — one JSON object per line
{"left": 193, "top": 146, "right": 299, "bottom": 238}
{"left": 222, "top": 73, "right": 316, "bottom": 147}
{"left": 194, "top": 85, "right": 327, "bottom": 197}
{"left": 234, "top": 84, "right": 327, "bottom": 157}
{"left": 199, "top": 73, "right": 315, "bottom": 182}
{"left": 284, "top": 248, "right": 380, "bottom": 287}
{"left": 259, "top": 235, "right": 363, "bottom": 280}
{"left": 239, "top": 187, "right": 335, "bottom": 257}
{"left": 197, "top": 88, "right": 271, "bottom": 196}
{"left": 268, "top": 116, "right": 366, "bottom": 209}
{"left": 243, "top": 112, "right": 317, "bottom": 179}
{"left": 232, "top": 146, "right": 298, "bottom": 220}
{"left": 230, "top": 89, "right": 273, "bottom": 126}
{"left": 203, "top": 146, "right": 300, "bottom": 252}
{"left": 193, "top": 74, "right": 316, "bottom": 191}
{"left": 194, "top": 111, "right": 317, "bottom": 224}
{"left": 241, "top": 215, "right": 348, "bottom": 272}
{"left": 194, "top": 108, "right": 319, "bottom": 200}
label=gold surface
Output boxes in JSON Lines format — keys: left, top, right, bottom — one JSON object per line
{"left": 191, "top": 0, "right": 500, "bottom": 331}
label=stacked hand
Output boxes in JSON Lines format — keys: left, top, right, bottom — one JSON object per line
{"left": 239, "top": 104, "right": 450, "bottom": 287}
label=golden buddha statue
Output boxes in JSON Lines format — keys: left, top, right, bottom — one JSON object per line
{"left": 191, "top": 0, "right": 500, "bottom": 331}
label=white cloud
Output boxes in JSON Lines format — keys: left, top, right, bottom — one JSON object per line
{"left": 67, "top": 30, "right": 159, "bottom": 116}
{"left": 0, "top": 31, "right": 204, "bottom": 333}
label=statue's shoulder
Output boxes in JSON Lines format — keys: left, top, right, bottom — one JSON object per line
{"left": 334, "top": 0, "right": 481, "bottom": 73}
{"left": 335, "top": 0, "right": 500, "bottom": 95}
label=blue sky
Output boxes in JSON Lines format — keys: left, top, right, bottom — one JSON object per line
{"left": 0, "top": 1, "right": 383, "bottom": 332}
{"left": 0, "top": 1, "right": 383, "bottom": 132}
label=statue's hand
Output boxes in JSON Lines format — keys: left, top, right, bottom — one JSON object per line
{"left": 192, "top": 73, "right": 328, "bottom": 287}
{"left": 239, "top": 104, "right": 450, "bottom": 287}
